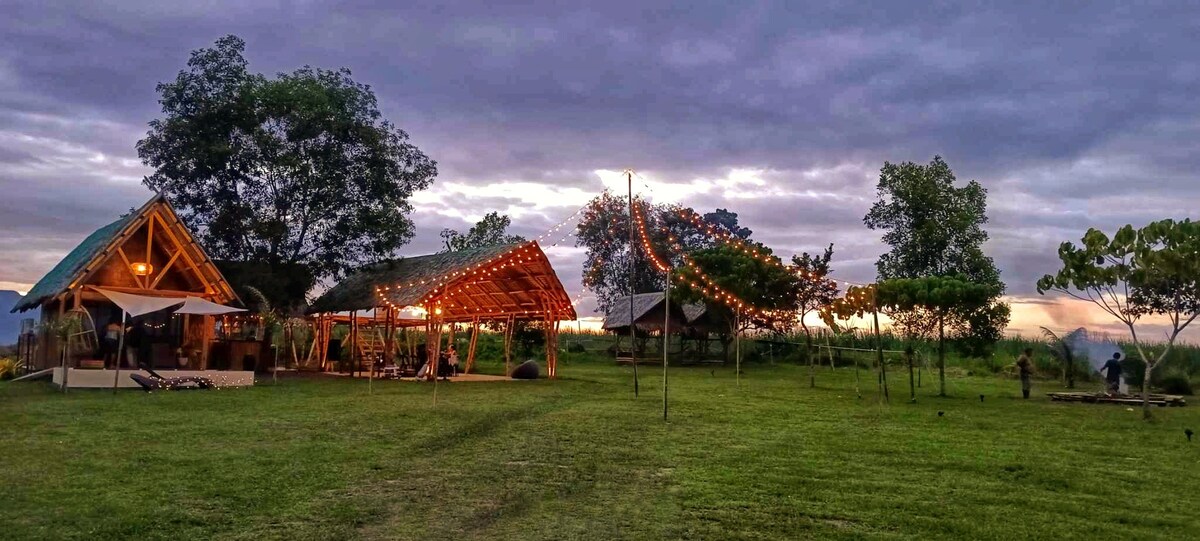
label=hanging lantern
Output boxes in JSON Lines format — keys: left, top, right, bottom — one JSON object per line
{"left": 130, "top": 262, "right": 154, "bottom": 276}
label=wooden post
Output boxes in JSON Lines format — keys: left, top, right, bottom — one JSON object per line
{"left": 503, "top": 315, "right": 515, "bottom": 376}
{"left": 735, "top": 307, "right": 741, "bottom": 389}
{"left": 873, "top": 307, "right": 888, "bottom": 403}
{"left": 465, "top": 318, "right": 479, "bottom": 374}
{"left": 200, "top": 315, "right": 211, "bottom": 370}
{"left": 663, "top": 269, "right": 670, "bottom": 420}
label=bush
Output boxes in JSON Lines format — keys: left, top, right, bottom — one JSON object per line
{"left": 0, "top": 357, "right": 22, "bottom": 380}
{"left": 1157, "top": 373, "right": 1193, "bottom": 396}
{"left": 567, "top": 342, "right": 586, "bottom": 354}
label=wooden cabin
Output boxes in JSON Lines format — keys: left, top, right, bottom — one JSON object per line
{"left": 308, "top": 241, "right": 575, "bottom": 378}
{"left": 11, "top": 194, "right": 255, "bottom": 387}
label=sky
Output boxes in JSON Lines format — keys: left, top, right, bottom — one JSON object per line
{"left": 1, "top": 2, "right": 1197, "bottom": 340}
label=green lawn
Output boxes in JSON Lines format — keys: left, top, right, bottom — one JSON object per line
{"left": 2, "top": 361, "right": 1197, "bottom": 540}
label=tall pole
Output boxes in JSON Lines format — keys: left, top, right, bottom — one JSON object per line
{"left": 735, "top": 307, "right": 741, "bottom": 389}
{"left": 663, "top": 269, "right": 670, "bottom": 421}
{"left": 627, "top": 169, "right": 639, "bottom": 398}
{"left": 113, "top": 311, "right": 127, "bottom": 394}
{"left": 872, "top": 296, "right": 888, "bottom": 402}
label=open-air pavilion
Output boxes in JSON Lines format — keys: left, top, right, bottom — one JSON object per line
{"left": 308, "top": 241, "right": 576, "bottom": 379}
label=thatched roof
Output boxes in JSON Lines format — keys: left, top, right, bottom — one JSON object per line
{"left": 309, "top": 241, "right": 576, "bottom": 322}
{"left": 13, "top": 195, "right": 237, "bottom": 313}
{"left": 682, "top": 303, "right": 708, "bottom": 324}
{"left": 602, "top": 292, "right": 666, "bottom": 329}
{"left": 13, "top": 216, "right": 134, "bottom": 312}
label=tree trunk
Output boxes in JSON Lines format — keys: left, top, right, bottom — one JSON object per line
{"left": 1142, "top": 360, "right": 1153, "bottom": 420}
{"left": 938, "top": 313, "right": 946, "bottom": 397}
{"left": 907, "top": 350, "right": 915, "bottom": 402}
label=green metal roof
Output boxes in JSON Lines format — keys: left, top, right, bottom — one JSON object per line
{"left": 12, "top": 214, "right": 136, "bottom": 313}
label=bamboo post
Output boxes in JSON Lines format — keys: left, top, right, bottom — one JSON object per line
{"left": 627, "top": 169, "right": 639, "bottom": 398}
{"left": 465, "top": 319, "right": 479, "bottom": 374}
{"left": 113, "top": 311, "right": 127, "bottom": 394}
{"left": 503, "top": 315, "right": 515, "bottom": 376}
{"left": 663, "top": 269, "right": 670, "bottom": 420}
{"left": 873, "top": 306, "right": 888, "bottom": 403}
{"left": 735, "top": 307, "right": 741, "bottom": 389}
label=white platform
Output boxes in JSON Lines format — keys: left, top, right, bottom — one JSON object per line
{"left": 52, "top": 368, "right": 255, "bottom": 388}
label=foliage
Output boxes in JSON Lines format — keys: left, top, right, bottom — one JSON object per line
{"left": 863, "top": 156, "right": 1009, "bottom": 353}
{"left": 875, "top": 275, "right": 1001, "bottom": 397}
{"left": 1037, "top": 219, "right": 1200, "bottom": 417}
{"left": 440, "top": 212, "right": 526, "bottom": 253}
{"left": 137, "top": 35, "right": 437, "bottom": 282}
{"left": 1156, "top": 373, "right": 1193, "bottom": 396}
{"left": 575, "top": 193, "right": 717, "bottom": 314}
{"left": 702, "top": 208, "right": 752, "bottom": 239}
{"left": 0, "top": 357, "right": 22, "bottom": 380}
{"left": 792, "top": 243, "right": 838, "bottom": 341}
{"left": 1040, "top": 327, "right": 1078, "bottom": 388}
{"left": 673, "top": 243, "right": 800, "bottom": 335}
{"left": 216, "top": 261, "right": 314, "bottom": 315}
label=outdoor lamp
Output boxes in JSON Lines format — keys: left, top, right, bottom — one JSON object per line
{"left": 130, "top": 262, "right": 154, "bottom": 276}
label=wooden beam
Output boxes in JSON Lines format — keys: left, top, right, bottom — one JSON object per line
{"left": 151, "top": 212, "right": 217, "bottom": 298}
{"left": 116, "top": 246, "right": 146, "bottom": 288}
{"left": 145, "top": 212, "right": 153, "bottom": 271}
{"left": 148, "top": 248, "right": 183, "bottom": 290}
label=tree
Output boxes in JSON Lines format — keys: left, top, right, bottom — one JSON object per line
{"left": 793, "top": 244, "right": 838, "bottom": 387}
{"left": 863, "top": 156, "right": 1010, "bottom": 354}
{"left": 137, "top": 35, "right": 437, "bottom": 283}
{"left": 575, "top": 194, "right": 711, "bottom": 314}
{"left": 702, "top": 208, "right": 753, "bottom": 240}
{"left": 1040, "top": 327, "right": 1078, "bottom": 389}
{"left": 876, "top": 275, "right": 1001, "bottom": 397}
{"left": 820, "top": 284, "right": 886, "bottom": 400}
{"left": 674, "top": 243, "right": 800, "bottom": 361}
{"left": 576, "top": 192, "right": 664, "bottom": 315}
{"left": 440, "top": 212, "right": 525, "bottom": 252}
{"left": 1037, "top": 220, "right": 1200, "bottom": 419}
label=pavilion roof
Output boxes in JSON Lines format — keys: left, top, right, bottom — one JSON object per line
{"left": 309, "top": 241, "right": 575, "bottom": 322}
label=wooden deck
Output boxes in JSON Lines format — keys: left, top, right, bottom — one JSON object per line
{"left": 1047, "top": 392, "right": 1187, "bottom": 407}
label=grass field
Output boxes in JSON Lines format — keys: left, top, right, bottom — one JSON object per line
{"left": 2, "top": 359, "right": 1198, "bottom": 540}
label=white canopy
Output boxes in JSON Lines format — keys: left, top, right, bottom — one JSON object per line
{"left": 175, "top": 296, "right": 246, "bottom": 315}
{"left": 95, "top": 288, "right": 185, "bottom": 317}
{"left": 94, "top": 289, "right": 245, "bottom": 317}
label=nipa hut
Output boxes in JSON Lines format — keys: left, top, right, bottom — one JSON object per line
{"left": 11, "top": 194, "right": 254, "bottom": 388}
{"left": 308, "top": 241, "right": 575, "bottom": 378}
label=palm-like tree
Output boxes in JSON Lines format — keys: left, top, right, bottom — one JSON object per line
{"left": 1040, "top": 327, "right": 1076, "bottom": 389}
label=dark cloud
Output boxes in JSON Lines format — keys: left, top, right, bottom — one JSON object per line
{"left": 1, "top": 1, "right": 1197, "bottom": 335}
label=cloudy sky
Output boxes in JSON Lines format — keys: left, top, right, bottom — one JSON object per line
{"left": 2, "top": 2, "right": 1197, "bottom": 338}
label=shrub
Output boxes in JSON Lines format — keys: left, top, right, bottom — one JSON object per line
{"left": 0, "top": 357, "right": 23, "bottom": 380}
{"left": 567, "top": 342, "right": 586, "bottom": 354}
{"left": 1157, "top": 373, "right": 1193, "bottom": 396}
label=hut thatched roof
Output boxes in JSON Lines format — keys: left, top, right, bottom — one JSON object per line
{"left": 13, "top": 194, "right": 238, "bottom": 313}
{"left": 602, "top": 292, "right": 666, "bottom": 330}
{"left": 682, "top": 303, "right": 708, "bottom": 324}
{"left": 309, "top": 241, "right": 575, "bottom": 322}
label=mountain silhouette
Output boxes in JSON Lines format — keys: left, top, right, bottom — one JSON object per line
{"left": 0, "top": 291, "right": 38, "bottom": 345}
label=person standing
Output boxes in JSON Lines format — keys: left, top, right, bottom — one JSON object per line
{"left": 1016, "top": 348, "right": 1035, "bottom": 399}
{"left": 1100, "top": 352, "right": 1123, "bottom": 395}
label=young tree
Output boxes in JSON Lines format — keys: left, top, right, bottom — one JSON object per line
{"left": 673, "top": 243, "right": 800, "bottom": 361}
{"left": 820, "top": 284, "right": 887, "bottom": 400}
{"left": 138, "top": 35, "right": 437, "bottom": 283}
{"left": 876, "top": 275, "right": 1001, "bottom": 397}
{"left": 440, "top": 212, "right": 525, "bottom": 252}
{"left": 793, "top": 244, "right": 838, "bottom": 387}
{"left": 864, "top": 156, "right": 1010, "bottom": 354}
{"left": 1037, "top": 220, "right": 1200, "bottom": 419}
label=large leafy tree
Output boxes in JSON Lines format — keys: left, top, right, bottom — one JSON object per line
{"left": 864, "top": 156, "right": 1010, "bottom": 354}
{"left": 575, "top": 193, "right": 713, "bottom": 314}
{"left": 792, "top": 244, "right": 838, "bottom": 387}
{"left": 137, "top": 35, "right": 437, "bottom": 283}
{"left": 1037, "top": 220, "right": 1200, "bottom": 419}
{"left": 440, "top": 212, "right": 525, "bottom": 252}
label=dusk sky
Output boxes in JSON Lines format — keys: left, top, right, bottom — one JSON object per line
{"left": 2, "top": 2, "right": 1197, "bottom": 338}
